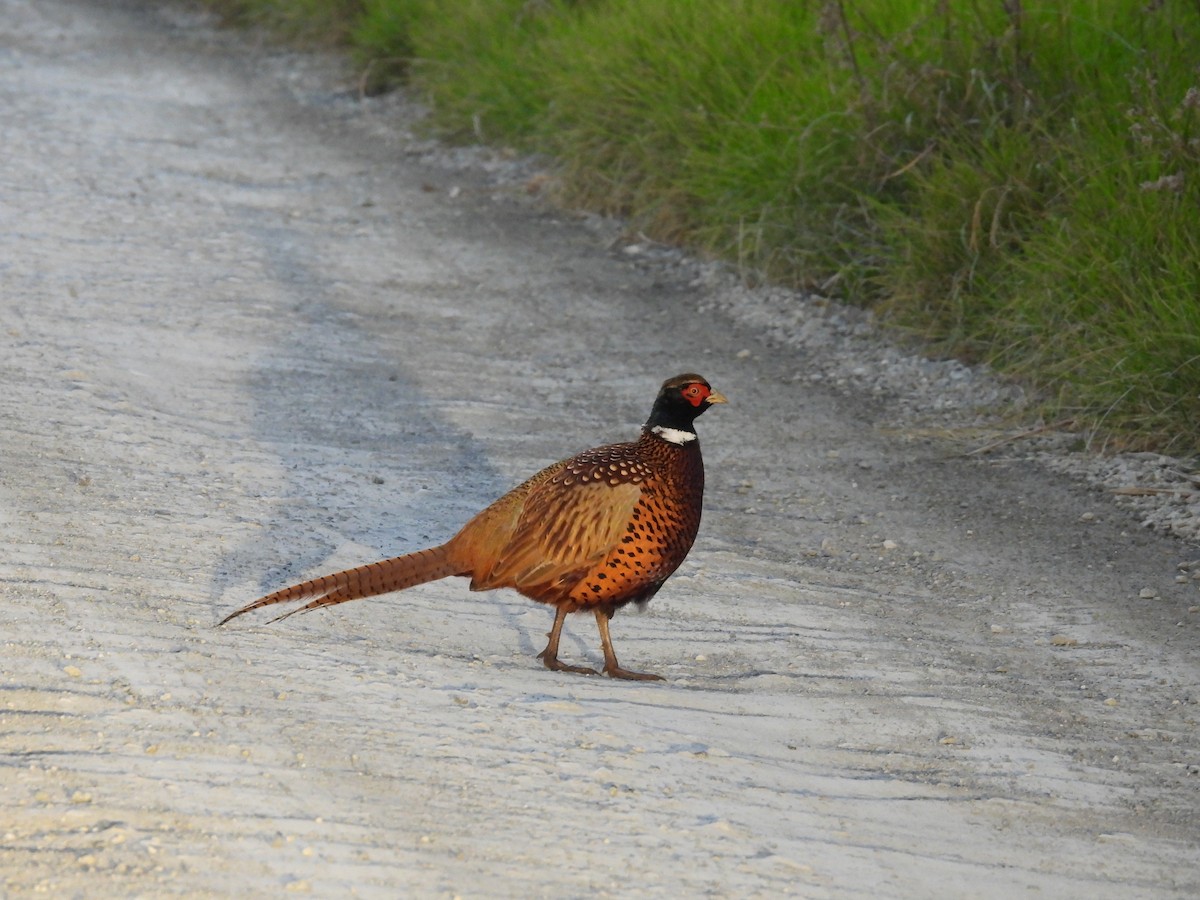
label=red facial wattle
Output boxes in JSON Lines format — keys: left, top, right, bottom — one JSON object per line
{"left": 681, "top": 383, "right": 710, "bottom": 407}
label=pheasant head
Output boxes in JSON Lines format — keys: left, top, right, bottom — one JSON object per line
{"left": 645, "top": 373, "right": 727, "bottom": 444}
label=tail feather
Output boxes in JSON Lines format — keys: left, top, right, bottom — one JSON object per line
{"left": 219, "top": 544, "right": 460, "bottom": 626}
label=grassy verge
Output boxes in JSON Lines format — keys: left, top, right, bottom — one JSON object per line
{"left": 204, "top": 0, "right": 1200, "bottom": 454}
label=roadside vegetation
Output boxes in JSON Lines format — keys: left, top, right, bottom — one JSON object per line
{"left": 204, "top": 0, "right": 1200, "bottom": 454}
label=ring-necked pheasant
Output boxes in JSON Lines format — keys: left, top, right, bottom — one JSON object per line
{"left": 220, "top": 373, "right": 726, "bottom": 680}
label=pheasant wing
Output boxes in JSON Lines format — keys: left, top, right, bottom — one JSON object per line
{"left": 470, "top": 467, "right": 643, "bottom": 598}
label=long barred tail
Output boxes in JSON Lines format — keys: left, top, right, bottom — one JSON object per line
{"left": 218, "top": 544, "right": 461, "bottom": 626}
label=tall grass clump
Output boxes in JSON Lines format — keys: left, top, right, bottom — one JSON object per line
{"left": 861, "top": 3, "right": 1200, "bottom": 449}
{"left": 200, "top": 0, "right": 1200, "bottom": 451}
{"left": 353, "top": 0, "right": 551, "bottom": 108}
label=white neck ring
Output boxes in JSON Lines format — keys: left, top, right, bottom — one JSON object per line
{"left": 650, "top": 425, "right": 697, "bottom": 445}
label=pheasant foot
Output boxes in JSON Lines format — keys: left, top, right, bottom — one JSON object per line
{"left": 537, "top": 650, "right": 599, "bottom": 676}
{"left": 603, "top": 664, "right": 664, "bottom": 681}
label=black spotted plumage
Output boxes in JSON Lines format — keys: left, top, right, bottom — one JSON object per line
{"left": 220, "top": 374, "right": 727, "bottom": 680}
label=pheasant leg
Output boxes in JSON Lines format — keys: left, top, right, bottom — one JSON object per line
{"left": 594, "top": 609, "right": 664, "bottom": 681}
{"left": 537, "top": 606, "right": 598, "bottom": 675}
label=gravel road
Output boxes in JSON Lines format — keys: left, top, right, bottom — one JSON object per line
{"left": 2, "top": 1, "right": 1197, "bottom": 896}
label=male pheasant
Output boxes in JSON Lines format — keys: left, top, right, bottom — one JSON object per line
{"left": 219, "top": 373, "right": 726, "bottom": 680}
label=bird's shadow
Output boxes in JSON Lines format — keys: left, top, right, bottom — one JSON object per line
{"left": 209, "top": 215, "right": 527, "bottom": 652}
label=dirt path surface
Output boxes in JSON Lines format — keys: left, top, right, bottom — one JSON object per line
{"left": 2, "top": 1, "right": 1197, "bottom": 896}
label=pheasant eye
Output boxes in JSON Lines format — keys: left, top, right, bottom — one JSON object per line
{"left": 681, "top": 383, "right": 709, "bottom": 407}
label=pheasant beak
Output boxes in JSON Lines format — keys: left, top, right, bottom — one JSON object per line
{"left": 706, "top": 390, "right": 728, "bottom": 405}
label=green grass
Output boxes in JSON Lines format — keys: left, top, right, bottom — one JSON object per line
{"left": 203, "top": 0, "right": 1200, "bottom": 454}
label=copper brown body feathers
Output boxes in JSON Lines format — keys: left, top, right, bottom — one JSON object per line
{"left": 220, "top": 374, "right": 726, "bottom": 680}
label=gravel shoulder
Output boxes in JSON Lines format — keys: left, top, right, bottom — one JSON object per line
{"left": 2, "top": 1, "right": 1197, "bottom": 896}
